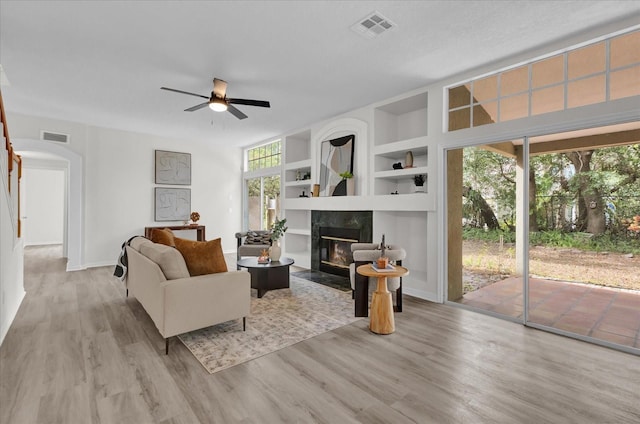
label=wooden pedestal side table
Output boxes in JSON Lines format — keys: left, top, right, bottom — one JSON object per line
{"left": 356, "top": 264, "right": 409, "bottom": 335}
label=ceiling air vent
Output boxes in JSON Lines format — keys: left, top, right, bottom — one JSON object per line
{"left": 351, "top": 11, "right": 396, "bottom": 38}
{"left": 41, "top": 130, "right": 69, "bottom": 144}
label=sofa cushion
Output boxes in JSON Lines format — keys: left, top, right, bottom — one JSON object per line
{"left": 244, "top": 231, "right": 272, "bottom": 245}
{"left": 139, "top": 242, "right": 190, "bottom": 280}
{"left": 130, "top": 236, "right": 152, "bottom": 252}
{"left": 174, "top": 237, "right": 228, "bottom": 276}
{"left": 150, "top": 228, "right": 176, "bottom": 247}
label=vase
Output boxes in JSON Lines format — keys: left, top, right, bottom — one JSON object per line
{"left": 269, "top": 243, "right": 282, "bottom": 262}
{"left": 377, "top": 257, "right": 389, "bottom": 269}
{"left": 346, "top": 178, "right": 355, "bottom": 196}
{"left": 405, "top": 151, "right": 414, "bottom": 168}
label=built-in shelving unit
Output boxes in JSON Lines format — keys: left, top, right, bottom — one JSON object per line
{"left": 283, "top": 130, "right": 313, "bottom": 267}
{"left": 372, "top": 91, "right": 429, "bottom": 196}
{"left": 280, "top": 90, "right": 433, "bottom": 272}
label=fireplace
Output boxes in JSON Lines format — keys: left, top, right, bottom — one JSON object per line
{"left": 311, "top": 210, "right": 372, "bottom": 277}
{"left": 319, "top": 227, "right": 360, "bottom": 276}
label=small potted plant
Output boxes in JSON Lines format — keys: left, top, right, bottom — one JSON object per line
{"left": 339, "top": 171, "right": 355, "bottom": 196}
{"left": 413, "top": 174, "right": 426, "bottom": 193}
{"left": 269, "top": 218, "right": 288, "bottom": 261}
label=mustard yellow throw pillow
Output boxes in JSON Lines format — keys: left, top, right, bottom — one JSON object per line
{"left": 150, "top": 228, "right": 176, "bottom": 247}
{"left": 174, "top": 237, "right": 228, "bottom": 276}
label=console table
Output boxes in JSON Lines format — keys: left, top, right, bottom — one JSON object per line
{"left": 144, "top": 225, "right": 206, "bottom": 241}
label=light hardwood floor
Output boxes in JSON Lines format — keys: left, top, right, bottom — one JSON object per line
{"left": 1, "top": 245, "right": 639, "bottom": 424}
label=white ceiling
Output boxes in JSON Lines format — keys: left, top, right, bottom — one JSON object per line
{"left": 1, "top": 1, "right": 639, "bottom": 148}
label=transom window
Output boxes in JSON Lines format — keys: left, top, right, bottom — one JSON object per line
{"left": 447, "top": 29, "right": 640, "bottom": 132}
{"left": 246, "top": 140, "right": 281, "bottom": 171}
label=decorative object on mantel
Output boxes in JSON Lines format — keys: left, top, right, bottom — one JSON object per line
{"left": 405, "top": 151, "right": 414, "bottom": 168}
{"left": 392, "top": 162, "right": 403, "bottom": 170}
{"left": 155, "top": 150, "right": 191, "bottom": 185}
{"left": 338, "top": 171, "right": 355, "bottom": 196}
{"left": 190, "top": 211, "right": 200, "bottom": 227}
{"left": 319, "top": 134, "right": 355, "bottom": 196}
{"left": 377, "top": 234, "right": 389, "bottom": 269}
{"left": 414, "top": 174, "right": 426, "bottom": 193}
{"left": 269, "top": 218, "right": 288, "bottom": 261}
{"left": 312, "top": 184, "right": 320, "bottom": 197}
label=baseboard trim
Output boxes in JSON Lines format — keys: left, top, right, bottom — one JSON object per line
{"left": 403, "top": 287, "right": 440, "bottom": 303}
{"left": 0, "top": 289, "right": 26, "bottom": 347}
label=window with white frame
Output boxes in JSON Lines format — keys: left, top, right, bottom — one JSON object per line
{"left": 447, "top": 29, "right": 640, "bottom": 132}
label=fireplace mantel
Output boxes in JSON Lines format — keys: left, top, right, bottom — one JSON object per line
{"left": 284, "top": 194, "right": 434, "bottom": 212}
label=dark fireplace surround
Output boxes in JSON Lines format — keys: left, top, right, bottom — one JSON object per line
{"left": 311, "top": 210, "right": 372, "bottom": 277}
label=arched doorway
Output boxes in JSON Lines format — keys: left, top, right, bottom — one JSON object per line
{"left": 13, "top": 139, "right": 83, "bottom": 271}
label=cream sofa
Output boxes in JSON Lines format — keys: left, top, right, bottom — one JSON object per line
{"left": 125, "top": 237, "right": 251, "bottom": 354}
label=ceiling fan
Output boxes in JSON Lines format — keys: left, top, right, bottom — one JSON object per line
{"left": 161, "top": 78, "right": 270, "bottom": 120}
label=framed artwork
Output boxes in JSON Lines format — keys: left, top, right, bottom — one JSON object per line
{"left": 155, "top": 150, "right": 191, "bottom": 185}
{"left": 155, "top": 187, "right": 191, "bottom": 221}
{"left": 319, "top": 134, "right": 354, "bottom": 196}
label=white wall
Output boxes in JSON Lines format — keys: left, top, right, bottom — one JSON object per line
{"left": 22, "top": 168, "right": 65, "bottom": 246}
{"left": 0, "top": 138, "right": 25, "bottom": 346}
{"left": 8, "top": 113, "right": 243, "bottom": 269}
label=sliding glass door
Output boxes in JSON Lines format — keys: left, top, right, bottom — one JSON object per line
{"left": 246, "top": 174, "right": 280, "bottom": 231}
{"left": 526, "top": 126, "right": 640, "bottom": 352}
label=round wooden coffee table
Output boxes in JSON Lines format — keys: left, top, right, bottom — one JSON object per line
{"left": 356, "top": 264, "right": 409, "bottom": 334}
{"left": 237, "top": 257, "right": 294, "bottom": 298}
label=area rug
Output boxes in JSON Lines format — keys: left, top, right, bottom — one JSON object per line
{"left": 178, "top": 276, "right": 361, "bottom": 374}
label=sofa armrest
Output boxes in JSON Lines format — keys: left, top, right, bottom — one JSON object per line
{"left": 160, "top": 270, "right": 251, "bottom": 337}
{"left": 126, "top": 246, "right": 168, "bottom": 331}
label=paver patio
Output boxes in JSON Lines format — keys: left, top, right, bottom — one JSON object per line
{"left": 458, "top": 276, "right": 640, "bottom": 349}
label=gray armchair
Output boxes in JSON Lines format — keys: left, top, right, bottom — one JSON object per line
{"left": 235, "top": 230, "right": 272, "bottom": 269}
{"left": 349, "top": 242, "right": 406, "bottom": 317}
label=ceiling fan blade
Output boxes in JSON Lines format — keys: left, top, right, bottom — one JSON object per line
{"left": 161, "top": 87, "right": 209, "bottom": 100}
{"left": 227, "top": 104, "right": 248, "bottom": 120}
{"left": 213, "top": 78, "right": 227, "bottom": 98}
{"left": 228, "top": 98, "right": 270, "bottom": 108}
{"left": 184, "top": 102, "right": 210, "bottom": 112}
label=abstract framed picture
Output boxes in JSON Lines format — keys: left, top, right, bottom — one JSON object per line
{"left": 154, "top": 187, "right": 191, "bottom": 221}
{"left": 319, "top": 134, "right": 354, "bottom": 196}
{"left": 155, "top": 150, "right": 191, "bottom": 185}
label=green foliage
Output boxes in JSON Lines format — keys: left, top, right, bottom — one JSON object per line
{"left": 463, "top": 143, "right": 640, "bottom": 234}
{"left": 339, "top": 171, "right": 353, "bottom": 179}
{"left": 462, "top": 227, "right": 516, "bottom": 243}
{"left": 271, "top": 218, "right": 288, "bottom": 241}
{"left": 464, "top": 228, "right": 640, "bottom": 254}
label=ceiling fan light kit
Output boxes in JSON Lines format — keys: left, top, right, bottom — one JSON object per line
{"left": 209, "top": 97, "right": 228, "bottom": 112}
{"left": 161, "top": 78, "right": 270, "bottom": 120}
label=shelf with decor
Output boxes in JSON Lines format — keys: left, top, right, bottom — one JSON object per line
{"left": 284, "top": 129, "right": 312, "bottom": 200}
{"left": 372, "top": 90, "right": 429, "bottom": 198}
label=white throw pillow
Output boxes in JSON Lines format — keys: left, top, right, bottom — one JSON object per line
{"left": 139, "top": 242, "right": 190, "bottom": 280}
